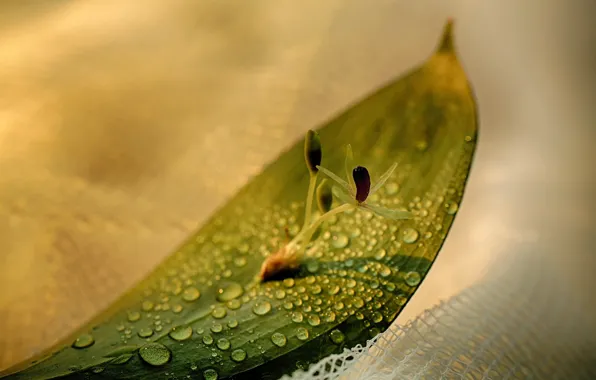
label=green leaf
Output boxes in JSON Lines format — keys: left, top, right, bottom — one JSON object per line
{"left": 1, "top": 19, "right": 477, "bottom": 380}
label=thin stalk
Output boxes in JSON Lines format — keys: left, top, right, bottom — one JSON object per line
{"left": 289, "top": 203, "right": 355, "bottom": 258}
{"left": 302, "top": 174, "right": 318, "bottom": 230}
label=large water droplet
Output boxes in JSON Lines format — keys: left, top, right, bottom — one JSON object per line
{"left": 227, "top": 319, "right": 239, "bottom": 329}
{"left": 404, "top": 271, "right": 421, "bottom": 286}
{"left": 307, "top": 314, "right": 321, "bottom": 326}
{"left": 331, "top": 233, "right": 350, "bottom": 249}
{"left": 127, "top": 311, "right": 141, "bottom": 322}
{"left": 216, "top": 338, "right": 231, "bottom": 351}
{"left": 216, "top": 282, "right": 244, "bottom": 302}
{"left": 291, "top": 311, "right": 304, "bottom": 323}
{"left": 182, "top": 287, "right": 201, "bottom": 302}
{"left": 275, "top": 289, "right": 287, "bottom": 299}
{"left": 296, "top": 327, "right": 310, "bottom": 341}
{"left": 283, "top": 278, "right": 295, "bottom": 288}
{"left": 402, "top": 228, "right": 419, "bottom": 244}
{"left": 379, "top": 266, "right": 392, "bottom": 278}
{"left": 72, "top": 334, "right": 94, "bottom": 349}
{"left": 445, "top": 202, "right": 459, "bottom": 215}
{"left": 330, "top": 329, "right": 345, "bottom": 344}
{"left": 141, "top": 300, "right": 154, "bottom": 312}
{"left": 138, "top": 327, "right": 154, "bottom": 338}
{"left": 352, "top": 297, "right": 364, "bottom": 309}
{"left": 211, "top": 323, "right": 223, "bottom": 333}
{"left": 231, "top": 348, "right": 247, "bottom": 362}
{"left": 372, "top": 312, "right": 383, "bottom": 323}
{"left": 227, "top": 299, "right": 241, "bottom": 310}
{"left": 271, "top": 332, "right": 287, "bottom": 347}
{"left": 203, "top": 368, "right": 219, "bottom": 380}
{"left": 169, "top": 325, "right": 193, "bottom": 341}
{"left": 139, "top": 343, "right": 171, "bottom": 366}
{"left": 374, "top": 249, "right": 386, "bottom": 260}
{"left": 212, "top": 307, "right": 227, "bottom": 319}
{"left": 202, "top": 334, "right": 214, "bottom": 345}
{"left": 252, "top": 301, "right": 272, "bottom": 316}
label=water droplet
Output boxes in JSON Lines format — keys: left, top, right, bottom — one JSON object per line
{"left": 72, "top": 334, "right": 94, "bottom": 349}
{"left": 139, "top": 343, "right": 171, "bottom": 366}
{"left": 172, "top": 304, "right": 183, "bottom": 314}
{"left": 227, "top": 319, "right": 239, "bottom": 329}
{"left": 404, "top": 271, "right": 421, "bottom": 286}
{"left": 283, "top": 278, "right": 295, "bottom": 288}
{"left": 331, "top": 233, "right": 350, "bottom": 249}
{"left": 306, "top": 261, "right": 320, "bottom": 273}
{"left": 379, "top": 266, "right": 392, "bottom": 278}
{"left": 227, "top": 299, "right": 241, "bottom": 310}
{"left": 372, "top": 312, "right": 383, "bottom": 323}
{"left": 396, "top": 295, "right": 408, "bottom": 306}
{"left": 169, "top": 325, "right": 193, "bottom": 341}
{"left": 212, "top": 307, "right": 227, "bottom": 319}
{"left": 203, "top": 334, "right": 214, "bottom": 345}
{"left": 374, "top": 249, "right": 386, "bottom": 260}
{"left": 182, "top": 287, "right": 201, "bottom": 302}
{"left": 216, "top": 338, "right": 231, "bottom": 351}
{"left": 211, "top": 323, "right": 223, "bottom": 333}
{"left": 323, "top": 310, "right": 336, "bottom": 323}
{"left": 275, "top": 289, "right": 287, "bottom": 299}
{"left": 310, "top": 285, "right": 322, "bottom": 295}
{"left": 127, "top": 311, "right": 141, "bottom": 322}
{"left": 234, "top": 257, "right": 247, "bottom": 267}
{"left": 291, "top": 311, "right": 304, "bottom": 323}
{"left": 216, "top": 282, "right": 244, "bottom": 302}
{"left": 138, "top": 327, "right": 154, "bottom": 338}
{"left": 327, "top": 285, "right": 340, "bottom": 295}
{"left": 203, "top": 368, "right": 219, "bottom": 380}
{"left": 352, "top": 297, "right": 364, "bottom": 309}
{"left": 445, "top": 202, "right": 459, "bottom": 215}
{"left": 346, "top": 279, "right": 356, "bottom": 288}
{"left": 334, "top": 302, "right": 344, "bottom": 311}
{"left": 141, "top": 300, "right": 154, "bottom": 312}
{"left": 252, "top": 301, "right": 272, "bottom": 316}
{"left": 402, "top": 228, "right": 419, "bottom": 244}
{"left": 296, "top": 327, "right": 309, "bottom": 341}
{"left": 307, "top": 314, "right": 321, "bottom": 326}
{"left": 330, "top": 330, "right": 345, "bottom": 344}
{"left": 271, "top": 332, "right": 287, "bottom": 347}
{"left": 231, "top": 348, "right": 247, "bottom": 362}
{"left": 283, "top": 302, "right": 294, "bottom": 310}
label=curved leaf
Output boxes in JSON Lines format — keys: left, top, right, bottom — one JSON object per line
{"left": 1, "top": 19, "right": 477, "bottom": 380}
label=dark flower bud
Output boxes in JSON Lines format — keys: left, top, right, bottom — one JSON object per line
{"left": 304, "top": 130, "right": 322, "bottom": 175}
{"left": 352, "top": 166, "right": 371, "bottom": 203}
{"left": 316, "top": 179, "right": 333, "bottom": 213}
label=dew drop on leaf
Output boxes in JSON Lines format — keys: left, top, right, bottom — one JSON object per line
{"left": 402, "top": 228, "right": 420, "bottom": 244}
{"left": 330, "top": 330, "right": 345, "bottom": 344}
{"left": 127, "top": 311, "right": 141, "bottom": 322}
{"left": 271, "top": 332, "right": 287, "bottom": 347}
{"left": 231, "top": 349, "right": 247, "bottom": 362}
{"left": 445, "top": 202, "right": 459, "bottom": 215}
{"left": 211, "top": 307, "right": 227, "bottom": 319}
{"left": 331, "top": 233, "right": 350, "bottom": 249}
{"left": 291, "top": 311, "right": 304, "bottom": 323}
{"left": 169, "top": 325, "right": 193, "bottom": 341}
{"left": 202, "top": 334, "right": 214, "bottom": 345}
{"left": 182, "top": 287, "right": 201, "bottom": 302}
{"left": 203, "top": 368, "right": 219, "bottom": 380}
{"left": 137, "top": 327, "right": 154, "bottom": 338}
{"left": 404, "top": 271, "right": 422, "bottom": 286}
{"left": 296, "top": 327, "right": 309, "bottom": 341}
{"left": 252, "top": 301, "right": 272, "bottom": 316}
{"left": 72, "top": 334, "right": 94, "bottom": 349}
{"left": 215, "top": 282, "right": 244, "bottom": 302}
{"left": 138, "top": 343, "right": 171, "bottom": 366}
{"left": 216, "top": 338, "right": 231, "bottom": 351}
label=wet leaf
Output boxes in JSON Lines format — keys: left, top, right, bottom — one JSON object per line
{"left": 1, "top": 20, "right": 477, "bottom": 380}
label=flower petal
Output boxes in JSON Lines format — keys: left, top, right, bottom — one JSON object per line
{"left": 363, "top": 203, "right": 412, "bottom": 220}
{"left": 332, "top": 185, "right": 356, "bottom": 205}
{"left": 317, "top": 165, "right": 350, "bottom": 192}
{"left": 369, "top": 162, "right": 398, "bottom": 196}
{"left": 344, "top": 144, "right": 355, "bottom": 193}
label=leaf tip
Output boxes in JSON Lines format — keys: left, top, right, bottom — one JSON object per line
{"left": 436, "top": 18, "right": 456, "bottom": 54}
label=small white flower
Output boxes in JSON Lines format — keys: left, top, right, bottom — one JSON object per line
{"left": 317, "top": 145, "right": 411, "bottom": 220}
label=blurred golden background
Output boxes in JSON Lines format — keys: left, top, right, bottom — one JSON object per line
{"left": 1, "top": 0, "right": 595, "bottom": 373}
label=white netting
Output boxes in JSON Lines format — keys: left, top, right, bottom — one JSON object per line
{"left": 283, "top": 250, "right": 596, "bottom": 380}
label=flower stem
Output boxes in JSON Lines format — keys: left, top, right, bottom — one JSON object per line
{"left": 290, "top": 203, "right": 355, "bottom": 258}
{"left": 302, "top": 174, "right": 317, "bottom": 231}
